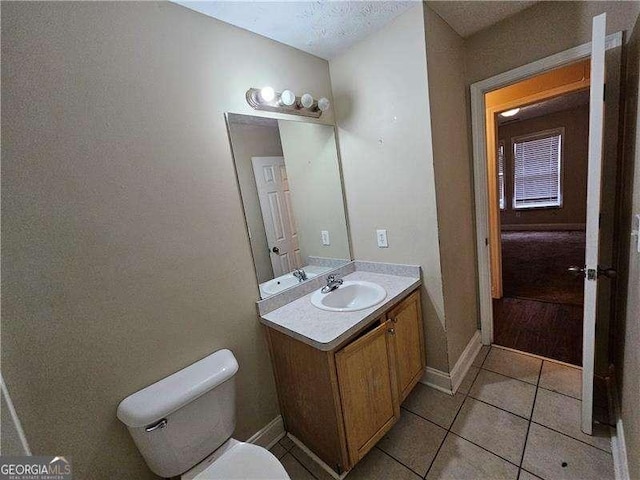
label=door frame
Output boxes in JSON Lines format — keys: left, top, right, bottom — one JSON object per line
{"left": 471, "top": 32, "right": 623, "bottom": 345}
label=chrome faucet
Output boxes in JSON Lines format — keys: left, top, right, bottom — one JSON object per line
{"left": 293, "top": 269, "right": 308, "bottom": 282}
{"left": 321, "top": 274, "right": 343, "bottom": 293}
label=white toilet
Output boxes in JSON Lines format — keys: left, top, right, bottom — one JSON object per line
{"left": 116, "top": 349, "right": 290, "bottom": 479}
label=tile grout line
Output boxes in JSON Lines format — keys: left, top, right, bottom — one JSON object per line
{"left": 287, "top": 444, "right": 332, "bottom": 480}
{"left": 446, "top": 430, "right": 522, "bottom": 469}
{"left": 373, "top": 445, "right": 425, "bottom": 479}
{"left": 517, "top": 360, "right": 544, "bottom": 479}
{"left": 528, "top": 420, "right": 614, "bottom": 455}
{"left": 480, "top": 365, "right": 539, "bottom": 386}
{"left": 278, "top": 438, "right": 324, "bottom": 480}
{"left": 422, "top": 346, "right": 491, "bottom": 479}
{"left": 460, "top": 391, "right": 612, "bottom": 454}
{"left": 466, "top": 393, "right": 533, "bottom": 422}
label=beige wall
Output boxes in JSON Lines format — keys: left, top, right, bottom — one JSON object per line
{"left": 424, "top": 6, "right": 479, "bottom": 368}
{"left": 278, "top": 121, "right": 351, "bottom": 263}
{"left": 616, "top": 12, "right": 640, "bottom": 480}
{"left": 330, "top": 4, "right": 449, "bottom": 371}
{"left": 227, "top": 122, "right": 282, "bottom": 284}
{"left": 498, "top": 105, "right": 589, "bottom": 227}
{"left": 465, "top": 1, "right": 640, "bottom": 85}
{"left": 1, "top": 2, "right": 334, "bottom": 479}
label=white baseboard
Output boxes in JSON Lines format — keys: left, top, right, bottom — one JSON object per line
{"left": 450, "top": 330, "right": 482, "bottom": 393}
{"left": 247, "top": 415, "right": 285, "bottom": 450}
{"left": 608, "top": 374, "right": 630, "bottom": 480}
{"left": 420, "top": 367, "right": 453, "bottom": 394}
{"left": 287, "top": 432, "right": 347, "bottom": 480}
{"left": 420, "top": 330, "right": 482, "bottom": 395}
{"left": 501, "top": 223, "right": 586, "bottom": 231}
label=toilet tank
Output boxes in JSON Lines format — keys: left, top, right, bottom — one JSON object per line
{"left": 117, "top": 349, "right": 239, "bottom": 478}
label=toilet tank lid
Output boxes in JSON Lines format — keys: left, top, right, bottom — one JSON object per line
{"left": 117, "top": 349, "right": 239, "bottom": 428}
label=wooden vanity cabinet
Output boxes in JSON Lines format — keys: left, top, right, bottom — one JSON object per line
{"left": 335, "top": 319, "right": 400, "bottom": 464}
{"left": 264, "top": 288, "right": 424, "bottom": 474}
{"left": 387, "top": 290, "right": 426, "bottom": 401}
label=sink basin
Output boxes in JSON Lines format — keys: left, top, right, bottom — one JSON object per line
{"left": 261, "top": 271, "right": 321, "bottom": 296}
{"left": 262, "top": 276, "right": 301, "bottom": 296}
{"left": 310, "top": 281, "right": 387, "bottom": 312}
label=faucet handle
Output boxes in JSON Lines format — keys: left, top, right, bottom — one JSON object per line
{"left": 327, "top": 274, "right": 336, "bottom": 283}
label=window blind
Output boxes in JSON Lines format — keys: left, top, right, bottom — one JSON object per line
{"left": 498, "top": 142, "right": 505, "bottom": 210}
{"left": 513, "top": 131, "right": 562, "bottom": 209}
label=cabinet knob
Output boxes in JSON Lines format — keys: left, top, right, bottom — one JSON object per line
{"left": 387, "top": 328, "right": 395, "bottom": 335}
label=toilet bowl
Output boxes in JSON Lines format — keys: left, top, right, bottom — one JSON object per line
{"left": 117, "top": 349, "right": 289, "bottom": 479}
{"left": 182, "top": 439, "right": 289, "bottom": 480}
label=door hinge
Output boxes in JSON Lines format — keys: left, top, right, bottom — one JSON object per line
{"left": 603, "top": 84, "right": 606, "bottom": 102}
{"left": 485, "top": 237, "right": 489, "bottom": 246}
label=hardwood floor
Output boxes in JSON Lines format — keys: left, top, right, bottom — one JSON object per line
{"left": 493, "top": 297, "right": 583, "bottom": 366}
{"left": 501, "top": 231, "right": 585, "bottom": 305}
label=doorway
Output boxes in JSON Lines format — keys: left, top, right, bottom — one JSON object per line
{"left": 492, "top": 89, "right": 590, "bottom": 366}
{"left": 471, "top": 22, "right": 623, "bottom": 433}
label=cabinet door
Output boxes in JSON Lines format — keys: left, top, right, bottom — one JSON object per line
{"left": 335, "top": 320, "right": 399, "bottom": 464}
{"left": 387, "top": 290, "right": 426, "bottom": 401}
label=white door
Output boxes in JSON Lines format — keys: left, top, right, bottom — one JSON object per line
{"left": 251, "top": 156, "right": 302, "bottom": 277}
{"left": 582, "top": 12, "right": 606, "bottom": 435}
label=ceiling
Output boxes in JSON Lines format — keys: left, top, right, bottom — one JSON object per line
{"left": 173, "top": 1, "right": 416, "bottom": 60}
{"left": 497, "top": 89, "right": 590, "bottom": 126}
{"left": 427, "top": 1, "right": 538, "bottom": 38}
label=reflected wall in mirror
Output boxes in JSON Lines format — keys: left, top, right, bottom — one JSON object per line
{"left": 226, "top": 113, "right": 351, "bottom": 298}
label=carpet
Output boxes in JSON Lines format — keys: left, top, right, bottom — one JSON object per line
{"left": 501, "top": 230, "right": 586, "bottom": 305}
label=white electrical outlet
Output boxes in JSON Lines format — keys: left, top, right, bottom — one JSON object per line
{"left": 321, "top": 230, "right": 330, "bottom": 246}
{"left": 376, "top": 229, "right": 388, "bottom": 248}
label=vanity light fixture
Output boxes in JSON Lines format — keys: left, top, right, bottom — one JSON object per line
{"left": 500, "top": 108, "right": 520, "bottom": 117}
{"left": 318, "top": 97, "right": 330, "bottom": 112}
{"left": 259, "top": 86, "right": 275, "bottom": 102}
{"left": 300, "top": 93, "right": 314, "bottom": 109}
{"left": 280, "top": 89, "right": 296, "bottom": 107}
{"left": 245, "top": 87, "right": 328, "bottom": 118}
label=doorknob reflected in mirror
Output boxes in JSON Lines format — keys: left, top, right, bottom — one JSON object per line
{"left": 271, "top": 246, "right": 280, "bottom": 254}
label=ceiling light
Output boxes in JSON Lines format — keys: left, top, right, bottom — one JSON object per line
{"left": 259, "top": 86, "right": 275, "bottom": 103}
{"left": 317, "top": 97, "right": 330, "bottom": 112}
{"left": 500, "top": 108, "right": 520, "bottom": 117}
{"left": 280, "top": 89, "right": 296, "bottom": 106}
{"left": 300, "top": 93, "right": 314, "bottom": 109}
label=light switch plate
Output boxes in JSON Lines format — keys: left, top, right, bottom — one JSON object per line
{"left": 321, "top": 230, "right": 330, "bottom": 246}
{"left": 633, "top": 214, "right": 640, "bottom": 253}
{"left": 376, "top": 229, "right": 388, "bottom": 248}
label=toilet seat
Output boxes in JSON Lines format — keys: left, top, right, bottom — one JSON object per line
{"left": 184, "top": 441, "right": 290, "bottom": 480}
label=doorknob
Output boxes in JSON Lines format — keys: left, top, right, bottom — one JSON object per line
{"left": 568, "top": 266, "right": 586, "bottom": 277}
{"left": 568, "top": 265, "right": 616, "bottom": 279}
{"left": 598, "top": 267, "right": 616, "bottom": 279}
{"left": 271, "top": 246, "right": 280, "bottom": 254}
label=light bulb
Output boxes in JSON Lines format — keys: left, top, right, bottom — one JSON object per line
{"left": 259, "top": 86, "right": 275, "bottom": 103}
{"left": 280, "top": 89, "right": 296, "bottom": 106}
{"left": 317, "top": 97, "right": 330, "bottom": 112}
{"left": 500, "top": 108, "right": 520, "bottom": 117}
{"left": 300, "top": 93, "right": 314, "bottom": 109}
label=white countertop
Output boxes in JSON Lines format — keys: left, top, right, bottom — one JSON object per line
{"left": 260, "top": 270, "right": 421, "bottom": 351}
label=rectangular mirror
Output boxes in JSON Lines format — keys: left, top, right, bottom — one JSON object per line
{"left": 226, "top": 113, "right": 351, "bottom": 298}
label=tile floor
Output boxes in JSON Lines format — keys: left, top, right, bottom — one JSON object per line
{"left": 270, "top": 345, "right": 615, "bottom": 480}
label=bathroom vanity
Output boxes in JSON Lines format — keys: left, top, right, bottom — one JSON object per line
{"left": 259, "top": 267, "right": 424, "bottom": 475}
